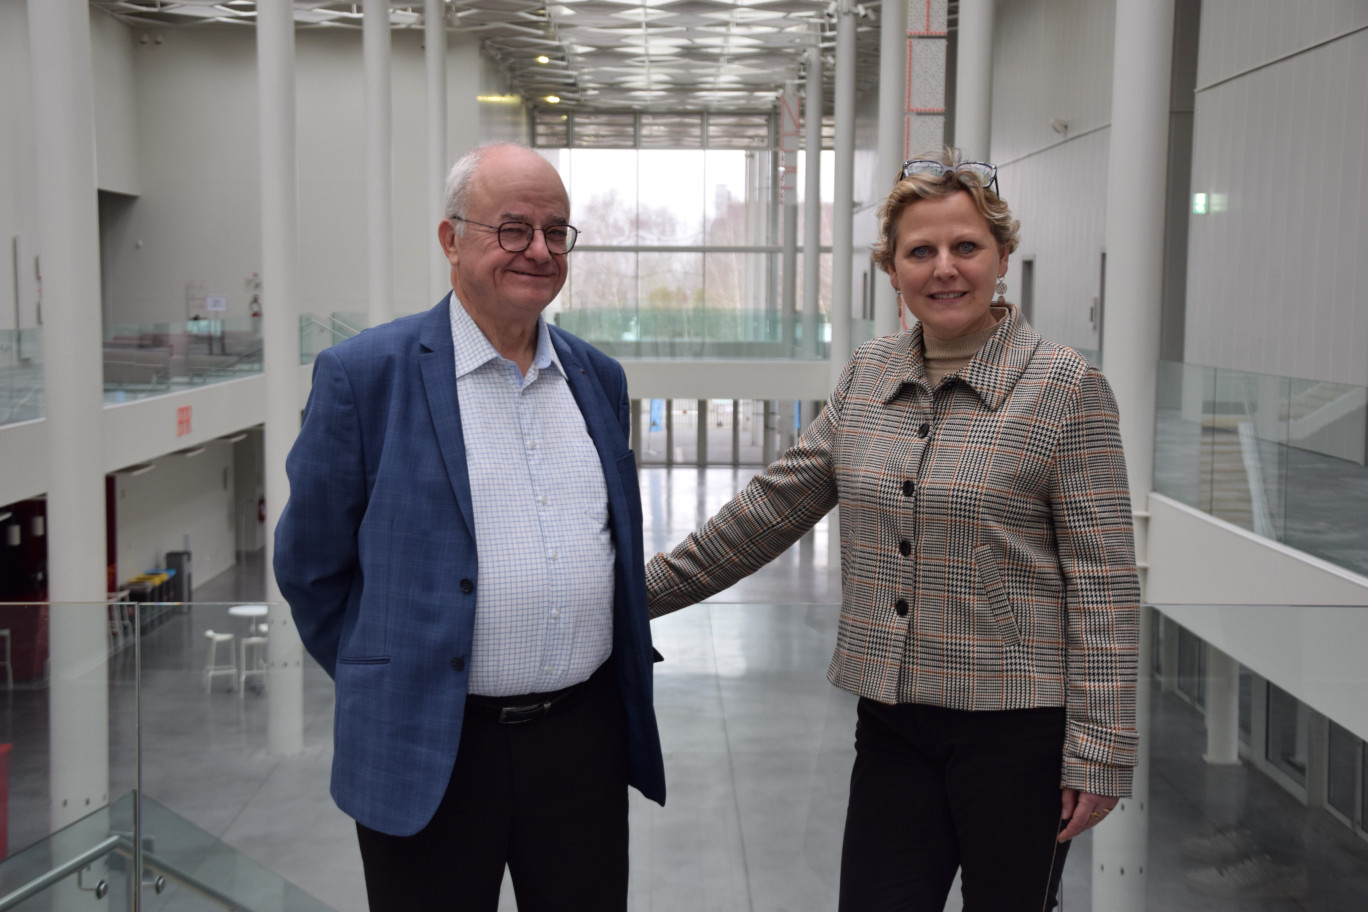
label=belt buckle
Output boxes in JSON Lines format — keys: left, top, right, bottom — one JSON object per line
{"left": 498, "top": 700, "right": 551, "bottom": 724}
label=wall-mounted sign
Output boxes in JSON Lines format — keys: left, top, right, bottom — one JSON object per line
{"left": 177, "top": 406, "right": 192, "bottom": 437}
{"left": 205, "top": 295, "right": 228, "bottom": 312}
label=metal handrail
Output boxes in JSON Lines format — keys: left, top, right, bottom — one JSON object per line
{"left": 0, "top": 835, "right": 121, "bottom": 909}
{"left": 0, "top": 831, "right": 287, "bottom": 912}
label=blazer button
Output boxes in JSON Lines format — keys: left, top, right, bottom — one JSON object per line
{"left": 459, "top": 579, "right": 474, "bottom": 594}
{"left": 917, "top": 422, "right": 930, "bottom": 438}
{"left": 450, "top": 656, "right": 465, "bottom": 672}
{"left": 902, "top": 480, "right": 914, "bottom": 497}
{"left": 895, "top": 599, "right": 908, "bottom": 616}
{"left": 899, "top": 540, "right": 911, "bottom": 556}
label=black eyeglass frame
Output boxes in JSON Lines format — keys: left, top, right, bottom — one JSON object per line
{"left": 898, "top": 159, "right": 1000, "bottom": 196}
{"left": 449, "top": 216, "right": 580, "bottom": 254}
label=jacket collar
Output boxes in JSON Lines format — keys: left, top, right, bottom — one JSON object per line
{"left": 877, "top": 304, "right": 1043, "bottom": 410}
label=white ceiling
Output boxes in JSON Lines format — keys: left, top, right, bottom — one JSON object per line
{"left": 89, "top": 0, "right": 888, "bottom": 114}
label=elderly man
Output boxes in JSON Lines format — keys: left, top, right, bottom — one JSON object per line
{"left": 275, "top": 143, "right": 664, "bottom": 911}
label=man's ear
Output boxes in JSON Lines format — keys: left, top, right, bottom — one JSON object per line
{"left": 438, "top": 219, "right": 460, "bottom": 266}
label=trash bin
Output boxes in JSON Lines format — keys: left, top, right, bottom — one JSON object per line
{"left": 166, "top": 551, "right": 192, "bottom": 603}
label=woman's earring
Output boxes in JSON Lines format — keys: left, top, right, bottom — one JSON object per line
{"left": 995, "top": 276, "right": 1007, "bottom": 305}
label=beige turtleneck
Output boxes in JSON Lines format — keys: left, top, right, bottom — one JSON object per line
{"left": 921, "top": 305, "right": 1008, "bottom": 388}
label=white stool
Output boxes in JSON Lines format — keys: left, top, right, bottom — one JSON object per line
{"left": 203, "top": 629, "right": 237, "bottom": 692}
{"left": 239, "top": 626, "right": 268, "bottom": 697}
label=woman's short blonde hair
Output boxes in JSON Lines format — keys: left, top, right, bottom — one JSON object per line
{"left": 871, "top": 148, "right": 1020, "bottom": 274}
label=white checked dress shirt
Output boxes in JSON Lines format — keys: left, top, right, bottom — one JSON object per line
{"left": 450, "top": 297, "right": 615, "bottom": 697}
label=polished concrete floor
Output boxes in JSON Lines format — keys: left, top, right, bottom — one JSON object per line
{"left": 5, "top": 467, "right": 1368, "bottom": 910}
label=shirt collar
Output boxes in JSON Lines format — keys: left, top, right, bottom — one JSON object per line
{"left": 448, "top": 291, "right": 566, "bottom": 380}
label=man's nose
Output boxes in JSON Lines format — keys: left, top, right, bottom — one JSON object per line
{"left": 522, "top": 229, "right": 553, "bottom": 260}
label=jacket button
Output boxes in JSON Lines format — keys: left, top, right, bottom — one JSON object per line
{"left": 899, "top": 540, "right": 911, "bottom": 556}
{"left": 450, "top": 656, "right": 465, "bottom": 672}
{"left": 459, "top": 578, "right": 474, "bottom": 594}
{"left": 902, "top": 480, "right": 914, "bottom": 497}
{"left": 895, "top": 599, "right": 908, "bottom": 616}
{"left": 918, "top": 422, "right": 930, "bottom": 438}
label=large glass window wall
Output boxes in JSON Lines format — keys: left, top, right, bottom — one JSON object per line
{"left": 549, "top": 147, "right": 833, "bottom": 360}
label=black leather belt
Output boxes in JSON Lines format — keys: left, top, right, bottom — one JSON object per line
{"left": 466, "top": 675, "right": 593, "bottom": 725}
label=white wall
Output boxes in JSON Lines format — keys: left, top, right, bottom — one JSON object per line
{"left": 90, "top": 9, "right": 139, "bottom": 196}
{"left": 114, "top": 440, "right": 236, "bottom": 587}
{"left": 1, "top": 0, "right": 40, "bottom": 332}
{"left": 989, "top": 0, "right": 1116, "bottom": 354}
{"left": 1185, "top": 1, "right": 1368, "bottom": 385}
{"left": 98, "top": 25, "right": 525, "bottom": 328}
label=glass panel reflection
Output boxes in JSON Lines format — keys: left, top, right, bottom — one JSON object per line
{"left": 0, "top": 327, "right": 44, "bottom": 427}
{"left": 1266, "top": 682, "right": 1308, "bottom": 787}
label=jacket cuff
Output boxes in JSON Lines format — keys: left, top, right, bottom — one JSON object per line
{"left": 1062, "top": 720, "right": 1139, "bottom": 797}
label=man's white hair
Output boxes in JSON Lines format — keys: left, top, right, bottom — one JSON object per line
{"left": 442, "top": 142, "right": 546, "bottom": 235}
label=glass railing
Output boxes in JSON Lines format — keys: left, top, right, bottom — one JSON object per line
{"left": 0, "top": 328, "right": 43, "bottom": 427}
{"left": 1154, "top": 361, "right": 1368, "bottom": 576}
{"left": 0, "top": 600, "right": 335, "bottom": 911}
{"left": 103, "top": 318, "right": 263, "bottom": 404}
{"left": 299, "top": 312, "right": 365, "bottom": 364}
{"left": 5, "top": 597, "right": 1367, "bottom": 908}
{"left": 550, "top": 307, "right": 831, "bottom": 359}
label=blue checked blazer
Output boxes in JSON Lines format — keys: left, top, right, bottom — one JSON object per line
{"left": 275, "top": 295, "right": 666, "bottom": 836}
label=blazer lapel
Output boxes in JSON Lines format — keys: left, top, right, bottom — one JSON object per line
{"left": 417, "top": 295, "right": 476, "bottom": 539}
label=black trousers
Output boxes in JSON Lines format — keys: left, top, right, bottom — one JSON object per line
{"left": 355, "top": 665, "right": 629, "bottom": 912}
{"left": 838, "top": 700, "right": 1070, "bottom": 912}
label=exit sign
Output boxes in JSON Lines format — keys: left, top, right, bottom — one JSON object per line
{"left": 176, "top": 406, "right": 192, "bottom": 436}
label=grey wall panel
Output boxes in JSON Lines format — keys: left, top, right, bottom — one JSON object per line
{"left": 1197, "top": 0, "right": 1367, "bottom": 90}
{"left": 991, "top": 0, "right": 1116, "bottom": 166}
{"left": 1186, "top": 26, "right": 1368, "bottom": 384}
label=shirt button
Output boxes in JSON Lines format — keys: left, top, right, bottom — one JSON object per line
{"left": 548, "top": 550, "right": 559, "bottom": 561}
{"left": 528, "top": 440, "right": 538, "bottom": 451}
{"left": 895, "top": 599, "right": 908, "bottom": 616}
{"left": 459, "top": 578, "right": 474, "bottom": 594}
{"left": 450, "top": 656, "right": 465, "bottom": 671}
{"left": 551, "top": 608, "right": 560, "bottom": 619}
{"left": 899, "top": 540, "right": 911, "bottom": 556}
{"left": 902, "top": 480, "right": 914, "bottom": 497}
{"left": 538, "top": 494, "right": 549, "bottom": 506}
{"left": 918, "top": 422, "right": 930, "bottom": 438}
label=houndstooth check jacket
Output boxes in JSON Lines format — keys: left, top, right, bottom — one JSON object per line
{"left": 646, "top": 305, "right": 1140, "bottom": 796}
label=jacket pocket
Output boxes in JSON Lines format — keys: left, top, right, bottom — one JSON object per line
{"left": 337, "top": 655, "right": 390, "bottom": 665}
{"left": 974, "top": 544, "right": 1022, "bottom": 647}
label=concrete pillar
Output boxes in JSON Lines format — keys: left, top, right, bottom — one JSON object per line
{"left": 780, "top": 80, "right": 801, "bottom": 352}
{"left": 954, "top": 0, "right": 995, "bottom": 159}
{"left": 426, "top": 0, "right": 448, "bottom": 305}
{"left": 364, "top": 0, "right": 393, "bottom": 328}
{"left": 696, "top": 399, "right": 708, "bottom": 466}
{"left": 1204, "top": 645, "right": 1241, "bottom": 765}
{"left": 762, "top": 401, "right": 778, "bottom": 465}
{"left": 802, "top": 35, "right": 824, "bottom": 358}
{"left": 830, "top": 0, "right": 857, "bottom": 390}
{"left": 665, "top": 399, "right": 675, "bottom": 468}
{"left": 28, "top": 0, "right": 110, "bottom": 835}
{"left": 731, "top": 399, "right": 741, "bottom": 466}
{"left": 874, "top": 0, "right": 908, "bottom": 338}
{"left": 1091, "top": 1, "right": 1175, "bottom": 908}
{"left": 630, "top": 398, "right": 642, "bottom": 453}
{"left": 258, "top": 0, "right": 305, "bottom": 757}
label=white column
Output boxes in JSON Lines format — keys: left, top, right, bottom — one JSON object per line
{"left": 830, "top": 0, "right": 857, "bottom": 390}
{"left": 1204, "top": 645, "right": 1241, "bottom": 765}
{"left": 364, "top": 0, "right": 393, "bottom": 327}
{"left": 426, "top": 0, "right": 449, "bottom": 305}
{"left": 28, "top": 0, "right": 110, "bottom": 835}
{"left": 954, "top": 0, "right": 995, "bottom": 159}
{"left": 1091, "top": 1, "right": 1174, "bottom": 909}
{"left": 780, "top": 80, "right": 800, "bottom": 352}
{"left": 802, "top": 37, "right": 824, "bottom": 358}
{"left": 874, "top": 0, "right": 908, "bottom": 338}
{"left": 258, "top": 0, "right": 304, "bottom": 757}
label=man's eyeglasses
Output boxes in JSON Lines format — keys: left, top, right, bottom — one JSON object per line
{"left": 898, "top": 159, "right": 999, "bottom": 195}
{"left": 449, "top": 216, "right": 580, "bottom": 254}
